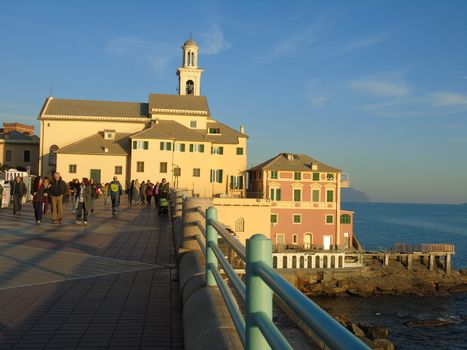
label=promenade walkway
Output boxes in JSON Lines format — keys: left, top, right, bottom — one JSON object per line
{"left": 0, "top": 198, "right": 183, "bottom": 349}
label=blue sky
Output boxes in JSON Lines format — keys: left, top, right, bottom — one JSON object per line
{"left": 1, "top": 1, "right": 466, "bottom": 203}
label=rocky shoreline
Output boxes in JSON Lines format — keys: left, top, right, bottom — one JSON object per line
{"left": 280, "top": 263, "right": 467, "bottom": 297}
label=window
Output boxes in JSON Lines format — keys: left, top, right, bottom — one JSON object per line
{"left": 210, "top": 169, "right": 223, "bottom": 183}
{"left": 212, "top": 146, "right": 224, "bottom": 155}
{"left": 23, "top": 150, "right": 31, "bottom": 162}
{"left": 312, "top": 189, "right": 320, "bottom": 202}
{"left": 69, "top": 164, "right": 77, "bottom": 173}
{"left": 293, "top": 189, "right": 301, "bottom": 202}
{"left": 175, "top": 143, "right": 186, "bottom": 152}
{"left": 186, "top": 80, "right": 194, "bottom": 95}
{"left": 327, "top": 173, "right": 335, "bottom": 181}
{"left": 294, "top": 172, "right": 301, "bottom": 180}
{"left": 271, "top": 214, "right": 278, "bottom": 224}
{"left": 230, "top": 176, "right": 243, "bottom": 190}
{"left": 136, "top": 161, "right": 144, "bottom": 172}
{"left": 326, "top": 190, "right": 334, "bottom": 202}
{"left": 193, "top": 168, "right": 201, "bottom": 177}
{"left": 189, "top": 144, "right": 204, "bottom": 153}
{"left": 115, "top": 166, "right": 123, "bottom": 175}
{"left": 133, "top": 140, "right": 149, "bottom": 150}
{"left": 341, "top": 214, "right": 351, "bottom": 224}
{"left": 270, "top": 171, "right": 278, "bottom": 179}
{"left": 190, "top": 120, "right": 197, "bottom": 128}
{"left": 293, "top": 214, "right": 301, "bottom": 224}
{"left": 236, "top": 147, "right": 244, "bottom": 155}
{"left": 326, "top": 215, "right": 334, "bottom": 224}
{"left": 208, "top": 128, "right": 221, "bottom": 134}
{"left": 174, "top": 167, "right": 181, "bottom": 177}
{"left": 49, "top": 145, "right": 59, "bottom": 166}
{"left": 292, "top": 234, "right": 298, "bottom": 245}
{"left": 235, "top": 218, "right": 245, "bottom": 232}
{"left": 270, "top": 188, "right": 281, "bottom": 201}
{"left": 5, "top": 149, "right": 12, "bottom": 162}
{"left": 160, "top": 162, "right": 167, "bottom": 173}
{"left": 313, "top": 172, "right": 320, "bottom": 181}
{"left": 159, "top": 141, "right": 171, "bottom": 151}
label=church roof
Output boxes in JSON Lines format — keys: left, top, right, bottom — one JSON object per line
{"left": 131, "top": 120, "right": 206, "bottom": 142}
{"left": 148, "top": 94, "right": 210, "bottom": 116}
{"left": 249, "top": 153, "right": 341, "bottom": 173}
{"left": 183, "top": 39, "right": 198, "bottom": 47}
{"left": 202, "top": 121, "right": 248, "bottom": 144}
{"left": 42, "top": 98, "right": 149, "bottom": 118}
{"left": 56, "top": 132, "right": 131, "bottom": 156}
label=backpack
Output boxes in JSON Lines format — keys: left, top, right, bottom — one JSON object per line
{"left": 110, "top": 183, "right": 119, "bottom": 193}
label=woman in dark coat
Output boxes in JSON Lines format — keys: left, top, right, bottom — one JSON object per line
{"left": 75, "top": 178, "right": 93, "bottom": 225}
{"left": 31, "top": 176, "right": 46, "bottom": 224}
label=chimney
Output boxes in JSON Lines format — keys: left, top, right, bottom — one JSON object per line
{"left": 240, "top": 125, "right": 245, "bottom": 134}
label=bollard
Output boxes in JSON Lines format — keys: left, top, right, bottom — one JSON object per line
{"left": 246, "top": 234, "right": 273, "bottom": 350}
{"left": 206, "top": 207, "right": 218, "bottom": 287}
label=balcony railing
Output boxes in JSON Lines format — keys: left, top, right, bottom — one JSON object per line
{"left": 191, "top": 204, "right": 370, "bottom": 350}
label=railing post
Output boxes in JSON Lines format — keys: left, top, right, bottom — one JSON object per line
{"left": 206, "top": 207, "right": 218, "bottom": 287}
{"left": 246, "top": 234, "right": 272, "bottom": 350}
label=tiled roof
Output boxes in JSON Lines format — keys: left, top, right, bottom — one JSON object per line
{"left": 131, "top": 120, "right": 206, "bottom": 142}
{"left": 249, "top": 153, "right": 341, "bottom": 173}
{"left": 202, "top": 121, "right": 247, "bottom": 144}
{"left": 148, "top": 94, "right": 210, "bottom": 116}
{"left": 56, "top": 132, "right": 131, "bottom": 156}
{"left": 43, "top": 98, "right": 149, "bottom": 118}
{"left": 0, "top": 131, "right": 39, "bottom": 143}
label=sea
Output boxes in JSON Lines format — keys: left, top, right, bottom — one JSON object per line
{"left": 313, "top": 202, "right": 467, "bottom": 350}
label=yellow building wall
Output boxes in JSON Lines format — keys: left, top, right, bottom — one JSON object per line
{"left": 0, "top": 142, "right": 39, "bottom": 174}
{"left": 213, "top": 198, "right": 271, "bottom": 245}
{"left": 150, "top": 113, "right": 208, "bottom": 130}
{"left": 56, "top": 153, "right": 128, "bottom": 185}
{"left": 40, "top": 118, "right": 146, "bottom": 176}
{"left": 130, "top": 138, "right": 247, "bottom": 196}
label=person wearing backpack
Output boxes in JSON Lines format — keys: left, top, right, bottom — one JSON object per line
{"left": 107, "top": 176, "right": 123, "bottom": 216}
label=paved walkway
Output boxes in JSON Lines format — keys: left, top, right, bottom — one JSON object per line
{"left": 0, "top": 198, "right": 183, "bottom": 349}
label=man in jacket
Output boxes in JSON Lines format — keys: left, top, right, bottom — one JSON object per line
{"left": 107, "top": 176, "right": 123, "bottom": 216}
{"left": 0, "top": 181, "right": 4, "bottom": 209}
{"left": 10, "top": 176, "right": 27, "bottom": 214}
{"left": 49, "top": 172, "right": 67, "bottom": 224}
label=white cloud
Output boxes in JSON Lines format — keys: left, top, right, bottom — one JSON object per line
{"left": 107, "top": 37, "right": 178, "bottom": 75}
{"left": 337, "top": 34, "right": 388, "bottom": 54}
{"left": 310, "top": 96, "right": 328, "bottom": 107}
{"left": 197, "top": 24, "right": 231, "bottom": 55}
{"left": 430, "top": 92, "right": 467, "bottom": 107}
{"left": 459, "top": 75, "right": 467, "bottom": 80}
{"left": 349, "top": 79, "right": 410, "bottom": 97}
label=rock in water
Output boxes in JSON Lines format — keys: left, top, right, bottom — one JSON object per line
{"left": 373, "top": 338, "right": 395, "bottom": 350}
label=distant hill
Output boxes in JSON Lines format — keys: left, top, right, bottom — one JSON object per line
{"left": 341, "top": 187, "right": 371, "bottom": 202}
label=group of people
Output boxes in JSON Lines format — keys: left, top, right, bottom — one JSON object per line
{"left": 3, "top": 173, "right": 170, "bottom": 224}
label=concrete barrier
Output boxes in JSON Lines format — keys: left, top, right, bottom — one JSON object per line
{"left": 172, "top": 193, "right": 242, "bottom": 350}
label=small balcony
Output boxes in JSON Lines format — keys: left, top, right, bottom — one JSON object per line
{"left": 341, "top": 173, "right": 350, "bottom": 188}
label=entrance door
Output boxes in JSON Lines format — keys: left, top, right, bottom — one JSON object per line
{"left": 90, "top": 169, "right": 101, "bottom": 184}
{"left": 344, "top": 232, "right": 350, "bottom": 249}
{"left": 323, "top": 235, "right": 332, "bottom": 250}
{"left": 304, "top": 233, "right": 312, "bottom": 249}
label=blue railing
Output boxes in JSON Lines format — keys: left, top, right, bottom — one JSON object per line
{"left": 194, "top": 206, "right": 370, "bottom": 350}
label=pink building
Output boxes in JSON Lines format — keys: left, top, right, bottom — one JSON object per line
{"left": 247, "top": 153, "right": 354, "bottom": 251}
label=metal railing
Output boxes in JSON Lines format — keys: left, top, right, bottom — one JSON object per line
{"left": 193, "top": 205, "right": 370, "bottom": 350}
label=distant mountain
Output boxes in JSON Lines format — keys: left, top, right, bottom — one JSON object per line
{"left": 341, "top": 187, "right": 371, "bottom": 202}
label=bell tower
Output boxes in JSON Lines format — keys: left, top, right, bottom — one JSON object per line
{"left": 177, "top": 38, "right": 203, "bottom": 96}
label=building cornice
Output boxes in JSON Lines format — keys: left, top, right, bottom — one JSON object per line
{"left": 150, "top": 108, "right": 208, "bottom": 116}
{"left": 40, "top": 115, "right": 149, "bottom": 122}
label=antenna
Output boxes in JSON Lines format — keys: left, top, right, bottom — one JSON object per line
{"left": 49, "top": 86, "right": 53, "bottom": 96}
{"left": 190, "top": 32, "right": 192, "bottom": 40}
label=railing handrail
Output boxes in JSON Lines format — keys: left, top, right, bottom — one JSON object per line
{"left": 190, "top": 204, "right": 369, "bottom": 350}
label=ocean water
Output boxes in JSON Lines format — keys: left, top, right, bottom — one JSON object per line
{"left": 313, "top": 202, "right": 467, "bottom": 350}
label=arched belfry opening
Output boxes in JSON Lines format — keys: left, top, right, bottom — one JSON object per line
{"left": 177, "top": 37, "right": 203, "bottom": 96}
{"left": 186, "top": 80, "right": 194, "bottom": 95}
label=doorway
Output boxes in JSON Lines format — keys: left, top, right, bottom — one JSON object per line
{"left": 90, "top": 169, "right": 101, "bottom": 184}
{"left": 323, "top": 235, "right": 332, "bottom": 250}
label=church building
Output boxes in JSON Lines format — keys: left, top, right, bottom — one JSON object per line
{"left": 38, "top": 39, "right": 247, "bottom": 196}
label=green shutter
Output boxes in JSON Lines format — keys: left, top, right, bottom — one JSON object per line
{"left": 133, "top": 141, "right": 137, "bottom": 149}
{"left": 200, "top": 144, "right": 205, "bottom": 153}
{"left": 294, "top": 189, "right": 301, "bottom": 201}
{"left": 189, "top": 144, "right": 194, "bottom": 152}
{"left": 312, "top": 190, "right": 320, "bottom": 202}
{"left": 219, "top": 146, "right": 224, "bottom": 155}
{"left": 271, "top": 215, "right": 277, "bottom": 224}
{"left": 236, "top": 147, "right": 243, "bottom": 155}
{"left": 143, "top": 141, "right": 149, "bottom": 150}
{"left": 217, "top": 169, "right": 223, "bottom": 183}
{"left": 276, "top": 189, "right": 281, "bottom": 201}
{"left": 167, "top": 142, "right": 172, "bottom": 151}
{"left": 210, "top": 169, "right": 214, "bottom": 183}
{"left": 313, "top": 173, "right": 320, "bottom": 181}
{"left": 180, "top": 143, "right": 185, "bottom": 152}
{"left": 160, "top": 141, "right": 164, "bottom": 150}
{"left": 327, "top": 190, "right": 334, "bottom": 202}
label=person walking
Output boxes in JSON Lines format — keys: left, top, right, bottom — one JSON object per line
{"left": 70, "top": 178, "right": 79, "bottom": 212}
{"left": 49, "top": 172, "right": 67, "bottom": 224}
{"left": 42, "top": 177, "right": 50, "bottom": 216}
{"left": 0, "top": 181, "right": 4, "bottom": 209}
{"left": 146, "top": 181, "right": 154, "bottom": 207}
{"left": 10, "top": 176, "right": 27, "bottom": 214}
{"left": 107, "top": 176, "right": 123, "bottom": 216}
{"left": 75, "top": 178, "right": 93, "bottom": 225}
{"left": 140, "top": 181, "right": 147, "bottom": 206}
{"left": 31, "top": 176, "right": 46, "bottom": 224}
{"left": 128, "top": 180, "right": 135, "bottom": 205}
{"left": 133, "top": 179, "right": 140, "bottom": 205}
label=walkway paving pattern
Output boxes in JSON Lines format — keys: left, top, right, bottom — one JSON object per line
{"left": 0, "top": 199, "right": 183, "bottom": 349}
